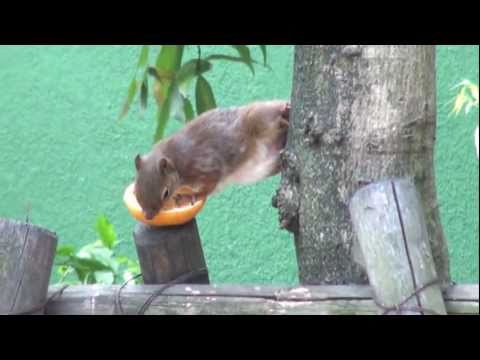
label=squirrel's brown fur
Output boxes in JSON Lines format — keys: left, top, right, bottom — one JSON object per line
{"left": 134, "top": 100, "right": 290, "bottom": 220}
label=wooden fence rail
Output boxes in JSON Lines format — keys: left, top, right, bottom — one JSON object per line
{"left": 45, "top": 284, "right": 479, "bottom": 315}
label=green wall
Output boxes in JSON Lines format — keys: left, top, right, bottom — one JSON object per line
{"left": 436, "top": 46, "right": 479, "bottom": 283}
{"left": 0, "top": 45, "right": 478, "bottom": 285}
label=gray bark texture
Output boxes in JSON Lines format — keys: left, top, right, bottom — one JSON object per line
{"left": 274, "top": 45, "right": 450, "bottom": 286}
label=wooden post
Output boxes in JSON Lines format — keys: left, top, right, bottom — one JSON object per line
{"left": 349, "top": 178, "right": 447, "bottom": 315}
{"left": 0, "top": 219, "right": 57, "bottom": 315}
{"left": 134, "top": 219, "right": 209, "bottom": 285}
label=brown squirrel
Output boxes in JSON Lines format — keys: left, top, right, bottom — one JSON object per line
{"left": 134, "top": 100, "right": 290, "bottom": 220}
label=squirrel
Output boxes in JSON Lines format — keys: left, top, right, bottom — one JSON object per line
{"left": 134, "top": 100, "right": 290, "bottom": 220}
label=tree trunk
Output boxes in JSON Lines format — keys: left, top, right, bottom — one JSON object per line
{"left": 275, "top": 45, "right": 450, "bottom": 286}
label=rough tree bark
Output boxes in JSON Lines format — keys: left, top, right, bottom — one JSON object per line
{"left": 274, "top": 45, "right": 450, "bottom": 286}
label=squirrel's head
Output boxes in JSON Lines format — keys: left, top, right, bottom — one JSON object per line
{"left": 134, "top": 154, "right": 180, "bottom": 220}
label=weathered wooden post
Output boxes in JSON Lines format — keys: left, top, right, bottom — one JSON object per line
{"left": 134, "top": 219, "right": 209, "bottom": 285}
{"left": 349, "top": 178, "right": 447, "bottom": 315}
{"left": 0, "top": 219, "right": 57, "bottom": 315}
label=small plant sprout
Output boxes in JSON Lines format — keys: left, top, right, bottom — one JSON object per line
{"left": 54, "top": 215, "right": 142, "bottom": 285}
{"left": 451, "top": 80, "right": 479, "bottom": 159}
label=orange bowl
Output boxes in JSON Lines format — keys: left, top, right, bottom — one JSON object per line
{"left": 123, "top": 183, "right": 206, "bottom": 227}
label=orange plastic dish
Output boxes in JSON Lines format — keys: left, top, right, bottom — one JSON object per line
{"left": 123, "top": 183, "right": 206, "bottom": 227}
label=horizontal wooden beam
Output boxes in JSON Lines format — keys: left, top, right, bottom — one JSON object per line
{"left": 45, "top": 284, "right": 479, "bottom": 315}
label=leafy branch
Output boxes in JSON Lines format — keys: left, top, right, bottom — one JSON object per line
{"left": 119, "top": 45, "right": 269, "bottom": 143}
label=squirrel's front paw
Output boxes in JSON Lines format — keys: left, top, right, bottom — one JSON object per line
{"left": 174, "top": 194, "right": 198, "bottom": 207}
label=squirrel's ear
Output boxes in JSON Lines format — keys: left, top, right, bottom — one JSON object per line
{"left": 158, "top": 158, "right": 168, "bottom": 171}
{"left": 135, "top": 155, "right": 143, "bottom": 171}
{"left": 158, "top": 157, "right": 175, "bottom": 174}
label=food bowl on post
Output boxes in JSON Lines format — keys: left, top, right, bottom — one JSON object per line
{"left": 123, "top": 183, "right": 207, "bottom": 227}
{"left": 123, "top": 183, "right": 210, "bottom": 287}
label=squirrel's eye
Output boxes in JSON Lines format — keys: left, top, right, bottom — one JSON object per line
{"left": 163, "top": 189, "right": 170, "bottom": 200}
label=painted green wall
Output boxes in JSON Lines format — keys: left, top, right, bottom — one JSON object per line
{"left": 436, "top": 45, "right": 479, "bottom": 283}
{"left": 0, "top": 45, "right": 478, "bottom": 285}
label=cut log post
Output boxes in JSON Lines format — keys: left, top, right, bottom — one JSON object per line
{"left": 134, "top": 219, "right": 209, "bottom": 285}
{"left": 0, "top": 219, "right": 57, "bottom": 315}
{"left": 349, "top": 178, "right": 447, "bottom": 315}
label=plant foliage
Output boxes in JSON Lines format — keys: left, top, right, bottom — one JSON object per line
{"left": 119, "top": 45, "right": 269, "bottom": 143}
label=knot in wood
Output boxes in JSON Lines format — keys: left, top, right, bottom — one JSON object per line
{"left": 342, "top": 45, "right": 363, "bottom": 58}
{"left": 304, "top": 114, "right": 325, "bottom": 146}
{"left": 366, "top": 141, "right": 380, "bottom": 153}
{"left": 322, "top": 129, "right": 344, "bottom": 146}
{"left": 280, "top": 150, "right": 300, "bottom": 184}
{"left": 281, "top": 150, "right": 299, "bottom": 176}
{"left": 279, "top": 211, "right": 299, "bottom": 233}
{"left": 275, "top": 186, "right": 300, "bottom": 234}
{"left": 272, "top": 192, "right": 279, "bottom": 209}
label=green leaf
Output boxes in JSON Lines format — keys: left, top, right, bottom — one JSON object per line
{"left": 153, "top": 81, "right": 190, "bottom": 141}
{"left": 147, "top": 66, "right": 162, "bottom": 81}
{"left": 119, "top": 46, "right": 151, "bottom": 119}
{"left": 230, "top": 45, "right": 255, "bottom": 75}
{"left": 147, "top": 66, "right": 172, "bottom": 84}
{"left": 451, "top": 80, "right": 479, "bottom": 116}
{"left": 230, "top": 45, "right": 252, "bottom": 59}
{"left": 123, "top": 258, "right": 141, "bottom": 283}
{"left": 205, "top": 54, "right": 255, "bottom": 75}
{"left": 453, "top": 87, "right": 467, "bottom": 115}
{"left": 152, "top": 46, "right": 185, "bottom": 142}
{"left": 119, "top": 79, "right": 138, "bottom": 119}
{"left": 140, "top": 76, "right": 149, "bottom": 111}
{"left": 94, "top": 271, "right": 115, "bottom": 285}
{"left": 67, "top": 255, "right": 112, "bottom": 273}
{"left": 76, "top": 241, "right": 117, "bottom": 274}
{"left": 55, "top": 264, "right": 80, "bottom": 285}
{"left": 109, "top": 257, "right": 121, "bottom": 275}
{"left": 258, "top": 45, "right": 267, "bottom": 66}
{"left": 156, "top": 45, "right": 185, "bottom": 76}
{"left": 195, "top": 76, "right": 216, "bottom": 115}
{"left": 85, "top": 272, "right": 98, "bottom": 284}
{"left": 170, "top": 84, "right": 186, "bottom": 123}
{"left": 176, "top": 59, "right": 212, "bottom": 85}
{"left": 55, "top": 245, "right": 76, "bottom": 266}
{"left": 74, "top": 268, "right": 88, "bottom": 283}
{"left": 78, "top": 245, "right": 113, "bottom": 263}
{"left": 116, "top": 256, "right": 130, "bottom": 265}
{"left": 57, "top": 265, "right": 73, "bottom": 279}
{"left": 56, "top": 244, "right": 76, "bottom": 257}
{"left": 184, "top": 97, "right": 195, "bottom": 122}
{"left": 95, "top": 215, "right": 117, "bottom": 250}
{"left": 138, "top": 45, "right": 150, "bottom": 69}
{"left": 154, "top": 88, "right": 174, "bottom": 142}
{"left": 127, "top": 261, "right": 141, "bottom": 274}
